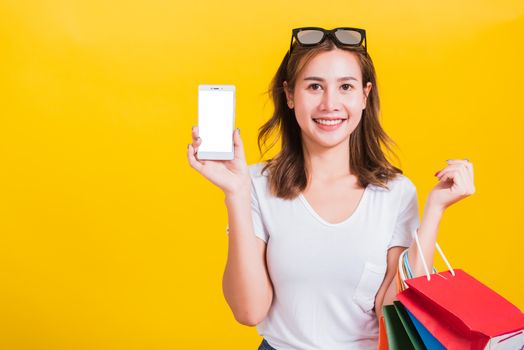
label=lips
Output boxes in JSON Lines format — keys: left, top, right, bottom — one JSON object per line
{"left": 312, "top": 117, "right": 348, "bottom": 125}
{"left": 314, "top": 119, "right": 343, "bottom": 124}
{"left": 312, "top": 117, "right": 348, "bottom": 121}
{"left": 312, "top": 118, "right": 347, "bottom": 130}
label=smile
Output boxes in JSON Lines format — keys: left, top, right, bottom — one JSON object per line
{"left": 314, "top": 119, "right": 344, "bottom": 125}
{"left": 312, "top": 118, "right": 347, "bottom": 130}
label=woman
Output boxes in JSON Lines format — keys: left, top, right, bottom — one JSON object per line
{"left": 187, "top": 27, "right": 475, "bottom": 350}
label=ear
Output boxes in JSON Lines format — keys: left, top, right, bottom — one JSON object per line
{"left": 283, "top": 81, "right": 294, "bottom": 109}
{"left": 362, "top": 82, "right": 372, "bottom": 109}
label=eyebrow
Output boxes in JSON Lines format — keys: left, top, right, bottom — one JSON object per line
{"left": 303, "top": 76, "right": 358, "bottom": 82}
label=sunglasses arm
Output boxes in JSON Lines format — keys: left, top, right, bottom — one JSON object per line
{"left": 289, "top": 34, "right": 294, "bottom": 56}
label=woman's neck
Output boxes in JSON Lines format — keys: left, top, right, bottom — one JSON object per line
{"left": 303, "top": 139, "right": 352, "bottom": 183}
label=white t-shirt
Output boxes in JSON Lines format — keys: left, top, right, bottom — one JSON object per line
{"left": 228, "top": 162, "right": 419, "bottom": 350}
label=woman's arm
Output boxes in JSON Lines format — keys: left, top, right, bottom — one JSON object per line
{"left": 376, "top": 159, "right": 474, "bottom": 314}
{"left": 375, "top": 205, "right": 443, "bottom": 316}
{"left": 222, "top": 187, "right": 273, "bottom": 326}
{"left": 376, "top": 203, "right": 444, "bottom": 317}
{"left": 187, "top": 127, "right": 273, "bottom": 326}
{"left": 375, "top": 246, "right": 405, "bottom": 319}
{"left": 406, "top": 203, "right": 443, "bottom": 277}
{"left": 408, "top": 159, "right": 475, "bottom": 278}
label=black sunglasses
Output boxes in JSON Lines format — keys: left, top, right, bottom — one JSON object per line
{"left": 289, "top": 27, "right": 367, "bottom": 54}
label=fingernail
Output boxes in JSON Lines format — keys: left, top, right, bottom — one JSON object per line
{"left": 187, "top": 144, "right": 190, "bottom": 149}
{"left": 192, "top": 125, "right": 196, "bottom": 132}
{"left": 237, "top": 128, "right": 240, "bottom": 135}
{"left": 434, "top": 171, "right": 439, "bottom": 177}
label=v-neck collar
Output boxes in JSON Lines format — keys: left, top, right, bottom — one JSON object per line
{"left": 298, "top": 186, "right": 369, "bottom": 227}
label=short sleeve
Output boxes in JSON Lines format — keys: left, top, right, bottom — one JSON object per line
{"left": 225, "top": 165, "right": 269, "bottom": 243}
{"left": 387, "top": 178, "right": 419, "bottom": 249}
{"left": 248, "top": 179, "right": 269, "bottom": 242}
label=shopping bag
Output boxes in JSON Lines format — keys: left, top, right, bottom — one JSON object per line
{"left": 378, "top": 315, "right": 389, "bottom": 350}
{"left": 392, "top": 301, "right": 426, "bottom": 350}
{"left": 397, "top": 232, "right": 524, "bottom": 350}
{"left": 379, "top": 255, "right": 426, "bottom": 350}
{"left": 381, "top": 301, "right": 429, "bottom": 350}
{"left": 404, "top": 306, "right": 445, "bottom": 350}
{"left": 396, "top": 248, "right": 445, "bottom": 350}
{"left": 383, "top": 304, "right": 416, "bottom": 350}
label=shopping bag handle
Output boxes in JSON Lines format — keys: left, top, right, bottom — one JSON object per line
{"left": 413, "top": 228, "right": 455, "bottom": 281}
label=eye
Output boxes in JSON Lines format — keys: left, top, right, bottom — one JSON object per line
{"left": 307, "top": 83, "right": 322, "bottom": 91}
{"left": 341, "top": 84, "right": 353, "bottom": 90}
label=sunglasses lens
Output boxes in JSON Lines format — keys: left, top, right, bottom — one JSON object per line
{"left": 296, "top": 30, "right": 324, "bottom": 45}
{"left": 334, "top": 29, "right": 362, "bottom": 45}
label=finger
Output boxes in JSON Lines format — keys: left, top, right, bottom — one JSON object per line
{"left": 192, "top": 125, "right": 199, "bottom": 141}
{"left": 438, "top": 168, "right": 469, "bottom": 195}
{"left": 192, "top": 135, "right": 202, "bottom": 152}
{"left": 191, "top": 126, "right": 202, "bottom": 152}
{"left": 437, "top": 166, "right": 463, "bottom": 181}
{"left": 187, "top": 143, "right": 204, "bottom": 172}
{"left": 447, "top": 158, "right": 473, "bottom": 173}
{"left": 460, "top": 164, "right": 475, "bottom": 194}
{"left": 452, "top": 169, "right": 469, "bottom": 195}
{"left": 447, "top": 159, "right": 474, "bottom": 182}
{"left": 232, "top": 128, "right": 246, "bottom": 161}
{"left": 465, "top": 161, "right": 474, "bottom": 179}
{"left": 446, "top": 159, "right": 469, "bottom": 165}
{"left": 454, "top": 164, "right": 475, "bottom": 193}
{"left": 439, "top": 169, "right": 464, "bottom": 194}
{"left": 435, "top": 163, "right": 465, "bottom": 178}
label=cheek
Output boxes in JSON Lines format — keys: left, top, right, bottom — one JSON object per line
{"left": 348, "top": 95, "right": 365, "bottom": 109}
{"left": 294, "top": 97, "right": 317, "bottom": 120}
{"left": 294, "top": 94, "right": 317, "bottom": 110}
{"left": 294, "top": 111, "right": 310, "bottom": 130}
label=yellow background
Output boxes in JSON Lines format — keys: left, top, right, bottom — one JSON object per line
{"left": 1, "top": 0, "right": 523, "bottom": 349}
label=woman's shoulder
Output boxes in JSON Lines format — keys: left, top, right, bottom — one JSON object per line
{"left": 392, "top": 173, "right": 416, "bottom": 188}
{"left": 370, "top": 173, "right": 416, "bottom": 193}
{"left": 248, "top": 162, "right": 270, "bottom": 179}
{"left": 390, "top": 174, "right": 417, "bottom": 198}
{"left": 248, "top": 162, "right": 272, "bottom": 198}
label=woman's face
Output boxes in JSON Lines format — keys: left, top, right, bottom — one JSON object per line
{"left": 284, "top": 48, "right": 372, "bottom": 150}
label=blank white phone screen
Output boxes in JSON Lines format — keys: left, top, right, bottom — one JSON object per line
{"left": 198, "top": 89, "right": 234, "bottom": 152}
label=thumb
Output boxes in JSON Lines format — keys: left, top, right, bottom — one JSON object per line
{"left": 233, "top": 128, "right": 246, "bottom": 161}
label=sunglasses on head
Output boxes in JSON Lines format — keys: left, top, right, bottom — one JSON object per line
{"left": 289, "top": 27, "right": 367, "bottom": 54}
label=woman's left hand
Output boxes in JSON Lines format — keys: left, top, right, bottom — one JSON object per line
{"left": 426, "top": 159, "right": 476, "bottom": 212}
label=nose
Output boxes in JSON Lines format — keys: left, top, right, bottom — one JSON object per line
{"left": 319, "top": 86, "right": 341, "bottom": 111}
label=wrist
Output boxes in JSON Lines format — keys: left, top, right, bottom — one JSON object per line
{"left": 424, "top": 201, "right": 445, "bottom": 217}
{"left": 224, "top": 180, "right": 251, "bottom": 205}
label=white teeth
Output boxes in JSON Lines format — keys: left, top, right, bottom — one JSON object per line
{"left": 315, "top": 119, "right": 344, "bottom": 126}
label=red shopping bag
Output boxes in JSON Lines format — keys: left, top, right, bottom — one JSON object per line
{"left": 397, "top": 232, "right": 524, "bottom": 350}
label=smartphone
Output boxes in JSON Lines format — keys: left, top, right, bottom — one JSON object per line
{"left": 197, "top": 84, "right": 235, "bottom": 160}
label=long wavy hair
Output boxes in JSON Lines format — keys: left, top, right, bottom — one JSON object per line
{"left": 258, "top": 38, "right": 403, "bottom": 199}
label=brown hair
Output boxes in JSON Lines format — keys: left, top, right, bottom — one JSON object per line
{"left": 257, "top": 39, "right": 403, "bottom": 200}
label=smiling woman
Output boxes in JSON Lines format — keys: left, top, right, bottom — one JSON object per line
{"left": 245, "top": 29, "right": 412, "bottom": 350}
{"left": 285, "top": 51, "right": 371, "bottom": 154}
{"left": 302, "top": 75, "right": 361, "bottom": 132}
{"left": 187, "top": 26, "right": 476, "bottom": 350}
{"left": 259, "top": 31, "right": 399, "bottom": 200}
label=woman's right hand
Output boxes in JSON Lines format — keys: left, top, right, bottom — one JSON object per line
{"left": 187, "top": 126, "right": 250, "bottom": 196}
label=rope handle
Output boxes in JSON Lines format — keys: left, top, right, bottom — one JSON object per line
{"left": 401, "top": 228, "right": 455, "bottom": 283}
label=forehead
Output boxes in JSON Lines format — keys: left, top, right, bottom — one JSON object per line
{"left": 298, "top": 49, "right": 362, "bottom": 81}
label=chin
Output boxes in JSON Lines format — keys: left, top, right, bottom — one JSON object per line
{"left": 313, "top": 135, "right": 351, "bottom": 149}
